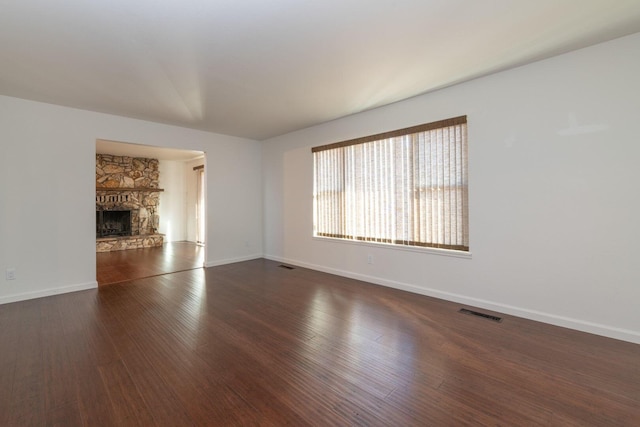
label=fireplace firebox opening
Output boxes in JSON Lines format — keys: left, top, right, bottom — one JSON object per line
{"left": 96, "top": 209, "right": 132, "bottom": 238}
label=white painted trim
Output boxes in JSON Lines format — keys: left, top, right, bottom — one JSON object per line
{"left": 312, "top": 236, "right": 473, "bottom": 259}
{"left": 204, "top": 253, "right": 263, "bottom": 268}
{"left": 0, "top": 281, "right": 98, "bottom": 305}
{"left": 264, "top": 254, "right": 640, "bottom": 345}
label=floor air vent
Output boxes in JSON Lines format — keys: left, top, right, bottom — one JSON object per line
{"left": 459, "top": 308, "right": 502, "bottom": 323}
{"left": 278, "top": 265, "right": 295, "bottom": 270}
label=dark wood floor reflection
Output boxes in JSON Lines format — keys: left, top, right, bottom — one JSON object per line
{"left": 96, "top": 241, "right": 204, "bottom": 286}
{"left": 1, "top": 259, "right": 639, "bottom": 425}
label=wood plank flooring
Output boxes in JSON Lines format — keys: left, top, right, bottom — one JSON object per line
{"left": 1, "top": 259, "right": 639, "bottom": 426}
{"left": 96, "top": 241, "right": 204, "bottom": 286}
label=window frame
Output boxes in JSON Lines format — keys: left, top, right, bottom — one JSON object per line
{"left": 312, "top": 115, "right": 469, "bottom": 254}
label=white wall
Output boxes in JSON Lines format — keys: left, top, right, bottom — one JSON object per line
{"left": 262, "top": 33, "right": 640, "bottom": 343}
{"left": 184, "top": 157, "right": 205, "bottom": 243}
{"left": 0, "top": 97, "right": 263, "bottom": 303}
{"left": 159, "top": 159, "right": 187, "bottom": 242}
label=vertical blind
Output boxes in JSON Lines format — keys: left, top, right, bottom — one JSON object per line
{"left": 312, "top": 116, "right": 468, "bottom": 251}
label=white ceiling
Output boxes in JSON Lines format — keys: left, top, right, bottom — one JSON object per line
{"left": 2, "top": 1, "right": 640, "bottom": 141}
{"left": 96, "top": 139, "right": 203, "bottom": 161}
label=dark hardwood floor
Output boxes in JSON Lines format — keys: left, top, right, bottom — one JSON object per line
{"left": 96, "top": 241, "right": 204, "bottom": 286}
{"left": 1, "top": 259, "right": 639, "bottom": 426}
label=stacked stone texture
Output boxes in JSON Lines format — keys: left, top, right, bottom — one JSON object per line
{"left": 96, "top": 154, "right": 163, "bottom": 252}
{"left": 96, "top": 236, "right": 164, "bottom": 253}
{"left": 96, "top": 154, "right": 159, "bottom": 189}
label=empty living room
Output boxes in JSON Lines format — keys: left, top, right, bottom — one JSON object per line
{"left": 1, "top": 1, "right": 639, "bottom": 425}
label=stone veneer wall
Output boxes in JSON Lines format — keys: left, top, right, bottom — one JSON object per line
{"left": 97, "top": 154, "right": 160, "bottom": 189}
{"left": 96, "top": 154, "right": 163, "bottom": 252}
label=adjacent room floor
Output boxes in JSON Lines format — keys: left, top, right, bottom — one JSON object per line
{"left": 96, "top": 241, "right": 204, "bottom": 286}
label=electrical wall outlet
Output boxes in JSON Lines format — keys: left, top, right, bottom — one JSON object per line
{"left": 6, "top": 268, "right": 16, "bottom": 280}
{"left": 367, "top": 254, "right": 373, "bottom": 264}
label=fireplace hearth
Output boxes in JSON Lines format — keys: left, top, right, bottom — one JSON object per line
{"left": 96, "top": 209, "right": 132, "bottom": 238}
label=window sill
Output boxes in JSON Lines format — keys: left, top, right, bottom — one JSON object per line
{"left": 312, "top": 236, "right": 472, "bottom": 259}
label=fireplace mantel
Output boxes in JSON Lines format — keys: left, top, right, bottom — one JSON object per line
{"left": 97, "top": 187, "right": 164, "bottom": 192}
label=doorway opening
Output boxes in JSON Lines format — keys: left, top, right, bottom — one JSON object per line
{"left": 95, "top": 139, "right": 206, "bottom": 285}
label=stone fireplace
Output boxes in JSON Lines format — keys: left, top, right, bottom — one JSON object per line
{"left": 96, "top": 154, "right": 164, "bottom": 252}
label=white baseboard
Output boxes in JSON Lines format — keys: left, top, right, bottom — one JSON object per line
{"left": 0, "top": 281, "right": 98, "bottom": 305}
{"left": 265, "top": 254, "right": 640, "bottom": 345}
{"left": 204, "top": 253, "right": 263, "bottom": 268}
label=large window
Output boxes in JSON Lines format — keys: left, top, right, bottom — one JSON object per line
{"left": 312, "top": 115, "right": 468, "bottom": 251}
